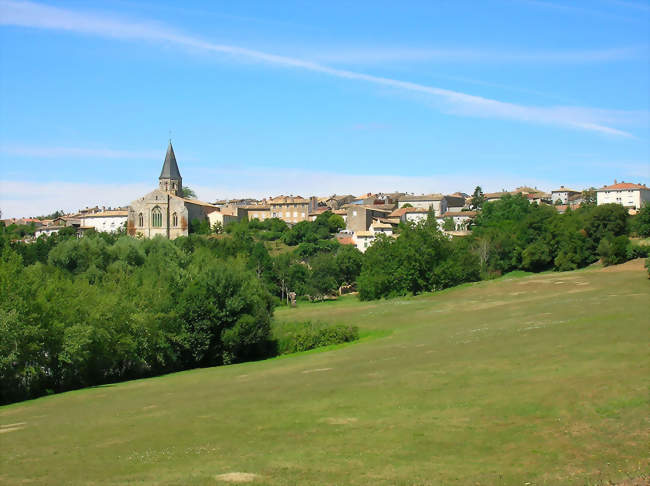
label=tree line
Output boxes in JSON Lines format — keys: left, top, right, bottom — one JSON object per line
{"left": 1, "top": 200, "right": 648, "bottom": 403}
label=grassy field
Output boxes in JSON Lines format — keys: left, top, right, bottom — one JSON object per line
{"left": 1, "top": 261, "right": 648, "bottom": 485}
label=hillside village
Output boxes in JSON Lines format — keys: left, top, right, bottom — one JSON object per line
{"left": 4, "top": 142, "right": 649, "bottom": 254}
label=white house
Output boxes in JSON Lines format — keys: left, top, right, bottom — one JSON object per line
{"left": 351, "top": 221, "right": 396, "bottom": 253}
{"left": 34, "top": 226, "right": 63, "bottom": 238}
{"left": 436, "top": 211, "right": 478, "bottom": 232}
{"left": 596, "top": 182, "right": 650, "bottom": 211}
{"left": 80, "top": 210, "right": 128, "bottom": 233}
{"left": 551, "top": 186, "right": 581, "bottom": 205}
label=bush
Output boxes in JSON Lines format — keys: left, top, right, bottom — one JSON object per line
{"left": 598, "top": 235, "right": 630, "bottom": 266}
{"left": 274, "top": 321, "right": 359, "bottom": 354}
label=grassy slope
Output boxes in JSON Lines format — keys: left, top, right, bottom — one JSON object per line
{"left": 1, "top": 261, "right": 648, "bottom": 485}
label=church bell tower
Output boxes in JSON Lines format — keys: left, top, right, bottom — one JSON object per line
{"left": 159, "top": 141, "right": 183, "bottom": 196}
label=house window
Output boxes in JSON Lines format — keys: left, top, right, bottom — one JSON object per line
{"left": 353, "top": 211, "right": 357, "bottom": 216}
{"left": 138, "top": 213, "right": 143, "bottom": 227}
{"left": 172, "top": 212, "right": 178, "bottom": 227}
{"left": 293, "top": 211, "right": 298, "bottom": 217}
{"left": 152, "top": 206, "right": 163, "bottom": 227}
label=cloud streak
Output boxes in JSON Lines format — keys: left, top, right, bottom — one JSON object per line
{"left": 307, "top": 46, "right": 646, "bottom": 65}
{"left": 0, "top": 0, "right": 644, "bottom": 137}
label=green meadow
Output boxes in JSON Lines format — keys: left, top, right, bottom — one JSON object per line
{"left": 1, "top": 260, "right": 648, "bottom": 485}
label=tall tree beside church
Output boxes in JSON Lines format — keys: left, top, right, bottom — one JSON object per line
{"left": 181, "top": 186, "right": 197, "bottom": 199}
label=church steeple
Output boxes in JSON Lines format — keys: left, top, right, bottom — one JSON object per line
{"left": 159, "top": 140, "right": 182, "bottom": 196}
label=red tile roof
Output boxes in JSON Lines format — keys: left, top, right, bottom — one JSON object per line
{"left": 598, "top": 182, "right": 649, "bottom": 191}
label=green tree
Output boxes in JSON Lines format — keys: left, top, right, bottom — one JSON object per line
{"left": 630, "top": 203, "right": 650, "bottom": 237}
{"left": 180, "top": 186, "right": 197, "bottom": 199}
{"left": 470, "top": 186, "right": 485, "bottom": 210}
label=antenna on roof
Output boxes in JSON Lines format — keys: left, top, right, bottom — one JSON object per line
{"left": 169, "top": 129, "right": 172, "bottom": 143}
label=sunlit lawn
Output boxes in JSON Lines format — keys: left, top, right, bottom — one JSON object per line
{"left": 1, "top": 260, "right": 648, "bottom": 485}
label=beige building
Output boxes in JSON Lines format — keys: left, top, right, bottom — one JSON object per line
{"left": 397, "top": 194, "right": 448, "bottom": 216}
{"left": 128, "top": 142, "right": 218, "bottom": 239}
{"left": 269, "top": 196, "right": 317, "bottom": 224}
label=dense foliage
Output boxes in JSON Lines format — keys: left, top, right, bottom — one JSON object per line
{"left": 2, "top": 199, "right": 647, "bottom": 403}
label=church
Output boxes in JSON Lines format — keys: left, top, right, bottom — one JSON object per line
{"left": 127, "top": 142, "right": 217, "bottom": 239}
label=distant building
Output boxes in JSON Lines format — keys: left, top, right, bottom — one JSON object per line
{"left": 268, "top": 195, "right": 317, "bottom": 224}
{"left": 551, "top": 186, "right": 581, "bottom": 205}
{"left": 437, "top": 211, "right": 478, "bottom": 232}
{"left": 80, "top": 210, "right": 128, "bottom": 233}
{"left": 346, "top": 206, "right": 393, "bottom": 232}
{"left": 127, "top": 142, "right": 218, "bottom": 239}
{"left": 397, "top": 194, "right": 447, "bottom": 216}
{"left": 596, "top": 181, "right": 650, "bottom": 211}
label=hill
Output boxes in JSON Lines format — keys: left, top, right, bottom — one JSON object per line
{"left": 1, "top": 260, "right": 648, "bottom": 485}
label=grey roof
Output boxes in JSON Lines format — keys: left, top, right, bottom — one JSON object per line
{"left": 159, "top": 141, "right": 181, "bottom": 180}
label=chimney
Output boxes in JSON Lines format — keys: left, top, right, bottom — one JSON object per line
{"left": 614, "top": 179, "right": 617, "bottom": 184}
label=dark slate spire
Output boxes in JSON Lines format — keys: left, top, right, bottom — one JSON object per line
{"left": 159, "top": 141, "right": 181, "bottom": 180}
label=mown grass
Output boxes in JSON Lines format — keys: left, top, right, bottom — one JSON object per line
{"left": 1, "top": 260, "right": 648, "bottom": 485}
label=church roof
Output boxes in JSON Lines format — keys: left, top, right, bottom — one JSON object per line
{"left": 159, "top": 141, "right": 181, "bottom": 180}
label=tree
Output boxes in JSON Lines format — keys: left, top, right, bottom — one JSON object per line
{"left": 181, "top": 186, "right": 197, "bottom": 199}
{"left": 630, "top": 203, "right": 650, "bottom": 237}
{"left": 335, "top": 245, "right": 363, "bottom": 285}
{"left": 582, "top": 187, "right": 597, "bottom": 207}
{"left": 470, "top": 186, "right": 485, "bottom": 210}
{"left": 598, "top": 235, "right": 629, "bottom": 266}
{"left": 443, "top": 217, "right": 455, "bottom": 231}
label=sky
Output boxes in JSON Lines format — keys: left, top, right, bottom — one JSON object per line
{"left": 0, "top": 0, "right": 649, "bottom": 218}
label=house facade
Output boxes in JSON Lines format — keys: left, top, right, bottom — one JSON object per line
{"left": 551, "top": 186, "right": 581, "bottom": 205}
{"left": 268, "top": 196, "right": 317, "bottom": 224}
{"left": 397, "top": 194, "right": 447, "bottom": 216}
{"left": 596, "top": 181, "right": 650, "bottom": 211}
{"left": 80, "top": 210, "right": 128, "bottom": 233}
{"left": 346, "top": 206, "right": 392, "bottom": 232}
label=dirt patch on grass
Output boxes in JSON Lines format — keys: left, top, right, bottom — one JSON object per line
{"left": 215, "top": 472, "right": 259, "bottom": 483}
{"left": 322, "top": 417, "right": 358, "bottom": 425}
{"left": 601, "top": 259, "right": 646, "bottom": 273}
{"left": 0, "top": 422, "right": 26, "bottom": 434}
{"left": 301, "top": 367, "right": 332, "bottom": 374}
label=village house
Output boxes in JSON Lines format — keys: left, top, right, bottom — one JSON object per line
{"left": 551, "top": 186, "right": 581, "bottom": 205}
{"left": 346, "top": 205, "right": 393, "bottom": 232}
{"left": 351, "top": 220, "right": 396, "bottom": 253}
{"left": 127, "top": 142, "right": 218, "bottom": 239}
{"left": 444, "top": 195, "right": 466, "bottom": 212}
{"left": 268, "top": 195, "right": 317, "bottom": 224}
{"left": 207, "top": 206, "right": 242, "bottom": 228}
{"left": 397, "top": 194, "right": 448, "bottom": 216}
{"left": 80, "top": 210, "right": 128, "bottom": 233}
{"left": 325, "top": 194, "right": 357, "bottom": 209}
{"left": 596, "top": 181, "right": 650, "bottom": 212}
{"left": 234, "top": 205, "right": 269, "bottom": 222}
{"left": 437, "top": 211, "right": 478, "bottom": 232}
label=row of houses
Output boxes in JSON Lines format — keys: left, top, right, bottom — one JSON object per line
{"left": 7, "top": 144, "right": 649, "bottom": 247}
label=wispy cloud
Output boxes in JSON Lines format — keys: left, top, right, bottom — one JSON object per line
{"left": 0, "top": 0, "right": 645, "bottom": 137}
{"left": 307, "top": 46, "right": 646, "bottom": 65}
{"left": 0, "top": 144, "right": 161, "bottom": 159}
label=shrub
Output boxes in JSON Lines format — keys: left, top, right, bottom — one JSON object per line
{"left": 598, "top": 235, "right": 630, "bottom": 266}
{"left": 274, "top": 321, "right": 359, "bottom": 354}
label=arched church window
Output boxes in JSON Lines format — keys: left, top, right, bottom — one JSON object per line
{"left": 172, "top": 212, "right": 178, "bottom": 227}
{"left": 152, "top": 207, "right": 163, "bottom": 227}
{"left": 138, "top": 213, "right": 143, "bottom": 227}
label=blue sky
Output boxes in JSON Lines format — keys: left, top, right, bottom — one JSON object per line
{"left": 0, "top": 0, "right": 648, "bottom": 217}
